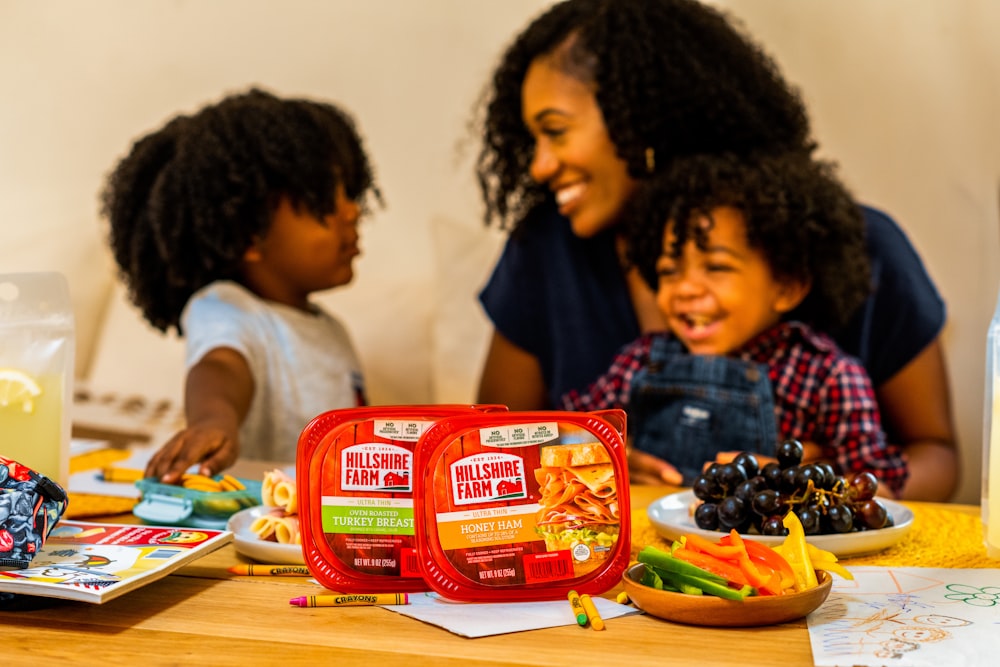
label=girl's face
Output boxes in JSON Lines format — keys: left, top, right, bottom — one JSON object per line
{"left": 242, "top": 183, "right": 361, "bottom": 310}
{"left": 655, "top": 206, "right": 807, "bottom": 356}
{"left": 521, "top": 57, "right": 637, "bottom": 238}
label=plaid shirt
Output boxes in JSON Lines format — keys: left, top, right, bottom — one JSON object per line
{"left": 560, "top": 321, "right": 908, "bottom": 495}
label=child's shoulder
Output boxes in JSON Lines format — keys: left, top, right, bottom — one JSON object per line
{"left": 188, "top": 280, "right": 262, "bottom": 309}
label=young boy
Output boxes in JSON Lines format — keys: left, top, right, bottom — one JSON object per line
{"left": 101, "top": 88, "right": 380, "bottom": 483}
{"left": 560, "top": 151, "right": 908, "bottom": 496}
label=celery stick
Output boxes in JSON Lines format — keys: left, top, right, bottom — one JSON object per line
{"left": 637, "top": 546, "right": 727, "bottom": 583}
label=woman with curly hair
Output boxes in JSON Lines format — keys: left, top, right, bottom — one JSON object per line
{"left": 102, "top": 87, "right": 380, "bottom": 483}
{"left": 561, "top": 152, "right": 908, "bottom": 496}
{"left": 475, "top": 0, "right": 956, "bottom": 500}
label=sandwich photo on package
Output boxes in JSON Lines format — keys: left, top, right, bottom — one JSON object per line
{"left": 414, "top": 410, "right": 630, "bottom": 602}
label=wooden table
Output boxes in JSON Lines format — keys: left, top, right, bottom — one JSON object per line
{"left": 0, "top": 484, "right": 989, "bottom": 666}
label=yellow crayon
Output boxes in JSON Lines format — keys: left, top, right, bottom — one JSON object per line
{"left": 289, "top": 593, "right": 409, "bottom": 607}
{"left": 580, "top": 594, "right": 605, "bottom": 631}
{"left": 567, "top": 589, "right": 588, "bottom": 626}
{"left": 102, "top": 467, "right": 145, "bottom": 483}
{"left": 228, "top": 564, "right": 311, "bottom": 576}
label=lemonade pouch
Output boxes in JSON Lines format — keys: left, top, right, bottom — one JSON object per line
{"left": 0, "top": 273, "right": 74, "bottom": 486}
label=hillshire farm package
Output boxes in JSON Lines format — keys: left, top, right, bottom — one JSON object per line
{"left": 414, "top": 410, "right": 630, "bottom": 602}
{"left": 296, "top": 405, "right": 504, "bottom": 593}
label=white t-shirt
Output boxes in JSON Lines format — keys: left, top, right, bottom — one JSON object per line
{"left": 182, "top": 281, "right": 366, "bottom": 463}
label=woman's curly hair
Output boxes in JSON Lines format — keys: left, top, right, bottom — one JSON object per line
{"left": 476, "top": 0, "right": 814, "bottom": 232}
{"left": 625, "top": 151, "right": 870, "bottom": 333}
{"left": 101, "top": 87, "right": 381, "bottom": 334}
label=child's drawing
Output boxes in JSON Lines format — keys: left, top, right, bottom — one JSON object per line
{"left": 808, "top": 567, "right": 999, "bottom": 667}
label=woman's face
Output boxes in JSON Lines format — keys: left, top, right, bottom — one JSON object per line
{"left": 521, "top": 57, "right": 637, "bottom": 237}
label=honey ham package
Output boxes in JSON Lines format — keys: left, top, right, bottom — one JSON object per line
{"left": 296, "top": 405, "right": 504, "bottom": 593}
{"left": 413, "top": 410, "right": 630, "bottom": 602}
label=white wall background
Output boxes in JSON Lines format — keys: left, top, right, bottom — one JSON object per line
{"left": 1, "top": 1, "right": 997, "bottom": 503}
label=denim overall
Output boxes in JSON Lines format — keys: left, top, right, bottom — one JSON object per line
{"left": 629, "top": 335, "right": 778, "bottom": 485}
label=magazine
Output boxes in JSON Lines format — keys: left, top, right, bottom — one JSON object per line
{"left": 0, "top": 520, "right": 232, "bottom": 603}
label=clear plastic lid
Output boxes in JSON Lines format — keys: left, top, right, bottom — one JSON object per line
{"left": 414, "top": 410, "right": 630, "bottom": 602}
{"left": 296, "top": 405, "right": 505, "bottom": 592}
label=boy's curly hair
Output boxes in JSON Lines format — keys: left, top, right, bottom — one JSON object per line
{"left": 476, "top": 0, "right": 814, "bottom": 232}
{"left": 101, "top": 87, "right": 381, "bottom": 334}
{"left": 626, "top": 151, "right": 870, "bottom": 333}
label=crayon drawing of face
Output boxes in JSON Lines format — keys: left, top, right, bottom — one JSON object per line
{"left": 874, "top": 640, "right": 918, "bottom": 660}
{"left": 911, "top": 614, "right": 971, "bottom": 628}
{"left": 157, "top": 530, "right": 207, "bottom": 544}
{"left": 892, "top": 627, "right": 948, "bottom": 643}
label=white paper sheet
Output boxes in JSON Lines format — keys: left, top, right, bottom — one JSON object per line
{"left": 807, "top": 566, "right": 1000, "bottom": 666}
{"left": 383, "top": 592, "right": 641, "bottom": 637}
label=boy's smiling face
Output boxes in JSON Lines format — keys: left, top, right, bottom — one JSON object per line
{"left": 654, "top": 206, "right": 808, "bottom": 355}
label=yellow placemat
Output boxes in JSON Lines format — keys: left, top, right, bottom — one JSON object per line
{"left": 630, "top": 502, "right": 1000, "bottom": 569}
{"left": 66, "top": 493, "right": 137, "bottom": 518}
{"left": 847, "top": 503, "right": 997, "bottom": 568}
{"left": 65, "top": 448, "right": 139, "bottom": 519}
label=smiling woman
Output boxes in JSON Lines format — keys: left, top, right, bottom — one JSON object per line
{"left": 474, "top": 0, "right": 957, "bottom": 501}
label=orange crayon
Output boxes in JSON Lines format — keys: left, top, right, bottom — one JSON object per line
{"left": 289, "top": 593, "right": 409, "bottom": 607}
{"left": 228, "top": 564, "right": 311, "bottom": 576}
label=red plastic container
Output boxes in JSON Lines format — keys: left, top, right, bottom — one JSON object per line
{"left": 297, "top": 405, "right": 505, "bottom": 593}
{"left": 413, "top": 410, "right": 630, "bottom": 602}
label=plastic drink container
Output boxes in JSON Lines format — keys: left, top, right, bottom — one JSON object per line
{"left": 983, "top": 286, "right": 1000, "bottom": 558}
{"left": 0, "top": 273, "right": 74, "bottom": 486}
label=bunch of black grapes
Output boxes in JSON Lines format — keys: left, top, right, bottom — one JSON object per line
{"left": 691, "top": 440, "right": 893, "bottom": 536}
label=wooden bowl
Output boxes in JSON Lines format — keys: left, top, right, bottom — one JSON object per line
{"left": 621, "top": 563, "right": 832, "bottom": 627}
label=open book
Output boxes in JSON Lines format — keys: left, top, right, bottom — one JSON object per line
{"left": 0, "top": 520, "right": 231, "bottom": 603}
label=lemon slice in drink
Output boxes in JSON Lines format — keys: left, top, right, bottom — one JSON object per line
{"left": 0, "top": 368, "right": 42, "bottom": 413}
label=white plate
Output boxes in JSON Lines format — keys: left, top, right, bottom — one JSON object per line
{"left": 647, "top": 490, "right": 914, "bottom": 558}
{"left": 226, "top": 506, "right": 305, "bottom": 565}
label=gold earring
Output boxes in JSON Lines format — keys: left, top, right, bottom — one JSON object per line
{"left": 645, "top": 147, "right": 655, "bottom": 174}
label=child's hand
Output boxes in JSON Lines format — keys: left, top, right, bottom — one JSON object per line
{"left": 628, "top": 447, "right": 683, "bottom": 486}
{"left": 145, "top": 426, "right": 240, "bottom": 485}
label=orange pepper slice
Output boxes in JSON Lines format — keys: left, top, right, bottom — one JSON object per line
{"left": 671, "top": 547, "right": 753, "bottom": 589}
{"left": 682, "top": 532, "right": 744, "bottom": 559}
{"left": 720, "top": 533, "right": 796, "bottom": 594}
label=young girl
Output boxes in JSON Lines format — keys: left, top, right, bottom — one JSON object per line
{"left": 101, "top": 88, "right": 381, "bottom": 484}
{"left": 560, "top": 151, "right": 909, "bottom": 496}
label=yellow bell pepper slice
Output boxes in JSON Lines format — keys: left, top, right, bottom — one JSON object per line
{"left": 776, "top": 512, "right": 818, "bottom": 591}
{"left": 805, "top": 543, "right": 854, "bottom": 581}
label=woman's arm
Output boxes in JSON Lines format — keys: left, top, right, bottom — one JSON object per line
{"left": 876, "top": 336, "right": 959, "bottom": 501}
{"left": 476, "top": 330, "right": 549, "bottom": 410}
{"left": 145, "top": 346, "right": 255, "bottom": 483}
